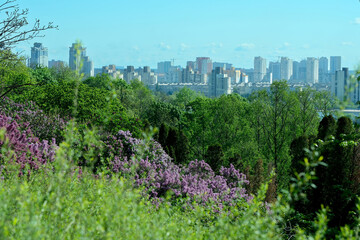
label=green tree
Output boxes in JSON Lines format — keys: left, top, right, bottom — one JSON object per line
{"left": 205, "top": 143, "right": 225, "bottom": 172}
{"left": 294, "top": 87, "right": 319, "bottom": 136}
{"left": 250, "top": 81, "right": 298, "bottom": 188}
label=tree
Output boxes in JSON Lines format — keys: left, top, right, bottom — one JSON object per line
{"left": 252, "top": 81, "right": 297, "bottom": 188}
{"left": 0, "top": 0, "right": 57, "bottom": 98}
{"left": 0, "top": 0, "right": 57, "bottom": 49}
{"left": 317, "top": 115, "right": 336, "bottom": 140}
{"left": 314, "top": 90, "right": 338, "bottom": 117}
{"left": 294, "top": 87, "right": 319, "bottom": 136}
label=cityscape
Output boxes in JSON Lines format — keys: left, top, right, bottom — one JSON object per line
{"left": 29, "top": 41, "right": 357, "bottom": 102}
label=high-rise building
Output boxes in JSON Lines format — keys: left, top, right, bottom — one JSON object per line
{"left": 306, "top": 57, "right": 319, "bottom": 84}
{"left": 299, "top": 60, "right": 307, "bottom": 82}
{"left": 319, "top": 57, "right": 329, "bottom": 83}
{"left": 196, "top": 57, "right": 213, "bottom": 74}
{"left": 30, "top": 43, "right": 48, "bottom": 68}
{"left": 280, "top": 57, "right": 293, "bottom": 81}
{"left": 254, "top": 56, "right": 266, "bottom": 82}
{"left": 140, "top": 66, "right": 157, "bottom": 85}
{"left": 213, "top": 62, "right": 233, "bottom": 70}
{"left": 157, "top": 61, "right": 172, "bottom": 74}
{"left": 330, "top": 56, "right": 341, "bottom": 74}
{"left": 69, "top": 42, "right": 94, "bottom": 77}
{"left": 209, "top": 67, "right": 231, "bottom": 97}
{"left": 124, "top": 65, "right": 141, "bottom": 82}
{"left": 332, "top": 67, "right": 349, "bottom": 101}
{"left": 292, "top": 61, "right": 300, "bottom": 82}
{"left": 269, "top": 61, "right": 281, "bottom": 81}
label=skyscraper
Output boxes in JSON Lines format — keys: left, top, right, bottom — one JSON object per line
{"left": 269, "top": 61, "right": 281, "bottom": 81}
{"left": 330, "top": 56, "right": 341, "bottom": 74}
{"left": 292, "top": 61, "right": 300, "bottom": 82}
{"left": 280, "top": 57, "right": 293, "bottom": 81}
{"left": 209, "top": 67, "right": 231, "bottom": 98}
{"left": 30, "top": 42, "right": 48, "bottom": 68}
{"left": 306, "top": 57, "right": 319, "bottom": 84}
{"left": 157, "top": 61, "right": 172, "bottom": 74}
{"left": 299, "top": 60, "right": 307, "bottom": 82}
{"left": 332, "top": 67, "right": 349, "bottom": 101}
{"left": 254, "top": 56, "right": 266, "bottom": 82}
{"left": 319, "top": 57, "right": 329, "bottom": 83}
{"left": 196, "top": 57, "right": 213, "bottom": 74}
{"left": 69, "top": 42, "right": 94, "bottom": 77}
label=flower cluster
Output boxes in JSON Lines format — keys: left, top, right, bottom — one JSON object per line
{"left": 104, "top": 130, "right": 252, "bottom": 207}
{"left": 0, "top": 97, "right": 67, "bottom": 142}
{"left": 0, "top": 114, "right": 57, "bottom": 177}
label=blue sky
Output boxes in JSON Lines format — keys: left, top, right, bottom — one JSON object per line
{"left": 15, "top": 0, "right": 360, "bottom": 69}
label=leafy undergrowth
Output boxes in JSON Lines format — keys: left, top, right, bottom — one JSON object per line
{"left": 1, "top": 99, "right": 360, "bottom": 239}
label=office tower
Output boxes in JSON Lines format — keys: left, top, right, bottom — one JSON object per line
{"left": 254, "top": 56, "right": 266, "bottom": 82}
{"left": 83, "top": 56, "right": 94, "bottom": 77}
{"left": 299, "top": 60, "right": 307, "bottom": 82}
{"left": 213, "top": 62, "right": 233, "bottom": 70}
{"left": 196, "top": 57, "right": 213, "bottom": 74}
{"left": 69, "top": 42, "right": 94, "bottom": 77}
{"left": 332, "top": 67, "right": 349, "bottom": 101}
{"left": 124, "top": 65, "right": 141, "bottom": 82}
{"left": 30, "top": 42, "right": 48, "bottom": 68}
{"left": 157, "top": 61, "right": 172, "bottom": 74}
{"left": 140, "top": 66, "right": 157, "bottom": 85}
{"left": 306, "top": 57, "right": 319, "bottom": 84}
{"left": 319, "top": 57, "right": 329, "bottom": 83}
{"left": 280, "top": 57, "right": 293, "bottom": 81}
{"left": 186, "top": 61, "right": 195, "bottom": 70}
{"left": 269, "top": 61, "right": 281, "bottom": 81}
{"left": 292, "top": 61, "right": 299, "bottom": 82}
{"left": 330, "top": 56, "right": 341, "bottom": 74}
{"left": 209, "top": 67, "right": 231, "bottom": 97}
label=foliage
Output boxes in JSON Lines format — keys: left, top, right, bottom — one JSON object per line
{"left": 0, "top": 113, "right": 57, "bottom": 177}
{"left": 0, "top": 97, "right": 66, "bottom": 142}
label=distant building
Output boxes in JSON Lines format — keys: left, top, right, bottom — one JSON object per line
{"left": 30, "top": 43, "right": 48, "bottom": 68}
{"left": 69, "top": 42, "right": 94, "bottom": 77}
{"left": 209, "top": 67, "right": 231, "bottom": 97}
{"left": 157, "top": 61, "right": 172, "bottom": 74}
{"left": 254, "top": 57, "right": 266, "bottom": 82}
{"left": 306, "top": 57, "right": 319, "bottom": 84}
{"left": 213, "top": 62, "right": 233, "bottom": 70}
{"left": 280, "top": 57, "right": 293, "bottom": 81}
{"left": 319, "top": 57, "right": 329, "bottom": 83}
{"left": 299, "top": 60, "right": 307, "bottom": 82}
{"left": 332, "top": 67, "right": 349, "bottom": 101}
{"left": 48, "top": 59, "right": 66, "bottom": 68}
{"left": 139, "top": 66, "right": 157, "bottom": 85}
{"left": 196, "top": 57, "right": 213, "bottom": 74}
{"left": 330, "top": 56, "right": 341, "bottom": 74}
{"left": 124, "top": 65, "right": 141, "bottom": 82}
{"left": 292, "top": 61, "right": 300, "bottom": 82}
{"left": 269, "top": 61, "right": 281, "bottom": 81}
{"left": 102, "top": 64, "right": 122, "bottom": 79}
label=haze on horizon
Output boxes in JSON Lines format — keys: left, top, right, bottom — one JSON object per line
{"left": 15, "top": 0, "right": 360, "bottom": 69}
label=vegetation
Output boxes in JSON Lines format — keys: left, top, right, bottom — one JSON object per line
{"left": 0, "top": 31, "right": 360, "bottom": 237}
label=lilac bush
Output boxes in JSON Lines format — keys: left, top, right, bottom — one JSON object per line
{"left": 103, "top": 130, "right": 252, "bottom": 207}
{"left": 0, "top": 114, "right": 57, "bottom": 177}
{"left": 0, "top": 97, "right": 67, "bottom": 142}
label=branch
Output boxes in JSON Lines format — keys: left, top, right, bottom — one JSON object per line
{"left": 0, "top": 82, "right": 39, "bottom": 99}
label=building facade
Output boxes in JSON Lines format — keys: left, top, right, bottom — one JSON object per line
{"left": 30, "top": 42, "right": 48, "bottom": 68}
{"left": 254, "top": 56, "right": 266, "bottom": 82}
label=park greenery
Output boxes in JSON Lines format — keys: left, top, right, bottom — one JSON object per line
{"left": 1, "top": 48, "right": 360, "bottom": 239}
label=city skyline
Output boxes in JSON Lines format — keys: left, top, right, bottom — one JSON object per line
{"left": 15, "top": 0, "right": 360, "bottom": 69}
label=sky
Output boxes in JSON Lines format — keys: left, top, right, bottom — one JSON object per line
{"left": 14, "top": 0, "right": 360, "bottom": 69}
